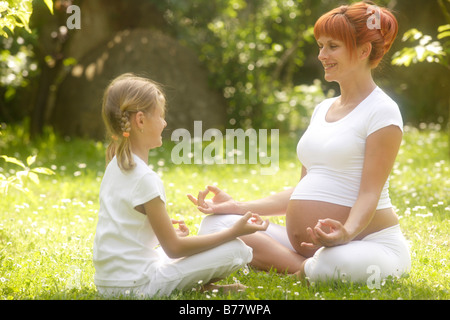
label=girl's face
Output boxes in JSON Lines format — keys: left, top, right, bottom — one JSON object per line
{"left": 143, "top": 104, "right": 167, "bottom": 150}
{"left": 316, "top": 36, "right": 358, "bottom": 83}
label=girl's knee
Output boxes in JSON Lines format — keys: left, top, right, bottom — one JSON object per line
{"left": 207, "top": 239, "right": 253, "bottom": 273}
{"left": 198, "top": 214, "right": 240, "bottom": 235}
{"left": 224, "top": 238, "right": 253, "bottom": 264}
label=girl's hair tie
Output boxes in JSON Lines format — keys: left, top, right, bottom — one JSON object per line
{"left": 111, "top": 135, "right": 118, "bottom": 141}
{"left": 122, "top": 132, "right": 130, "bottom": 138}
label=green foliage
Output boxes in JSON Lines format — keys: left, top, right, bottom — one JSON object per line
{"left": 0, "top": 0, "right": 53, "bottom": 38}
{"left": 392, "top": 26, "right": 450, "bottom": 68}
{"left": 0, "top": 154, "right": 54, "bottom": 194}
{"left": 0, "top": 0, "right": 32, "bottom": 38}
{"left": 162, "top": 0, "right": 325, "bottom": 131}
{"left": 0, "top": 32, "right": 38, "bottom": 103}
{"left": 0, "top": 0, "right": 50, "bottom": 106}
{"left": 391, "top": 0, "right": 450, "bottom": 69}
{"left": 0, "top": 123, "right": 448, "bottom": 300}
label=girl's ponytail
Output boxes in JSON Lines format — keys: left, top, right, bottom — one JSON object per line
{"left": 114, "top": 109, "right": 135, "bottom": 171}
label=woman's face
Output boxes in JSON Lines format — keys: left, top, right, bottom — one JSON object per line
{"left": 316, "top": 36, "right": 358, "bottom": 83}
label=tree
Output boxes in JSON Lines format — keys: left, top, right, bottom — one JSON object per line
{"left": 0, "top": 0, "right": 54, "bottom": 134}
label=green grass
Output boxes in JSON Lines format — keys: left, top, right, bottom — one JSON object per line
{"left": 0, "top": 123, "right": 448, "bottom": 300}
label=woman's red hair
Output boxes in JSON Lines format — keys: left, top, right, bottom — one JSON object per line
{"left": 314, "top": 1, "right": 398, "bottom": 68}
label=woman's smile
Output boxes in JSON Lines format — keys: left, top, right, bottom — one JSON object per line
{"left": 323, "top": 62, "right": 337, "bottom": 71}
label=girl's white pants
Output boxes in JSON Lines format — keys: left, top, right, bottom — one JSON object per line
{"left": 96, "top": 219, "right": 252, "bottom": 298}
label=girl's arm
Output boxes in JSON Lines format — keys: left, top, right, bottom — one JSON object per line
{"left": 144, "top": 197, "right": 268, "bottom": 259}
{"left": 302, "top": 125, "right": 402, "bottom": 248}
{"left": 187, "top": 166, "right": 306, "bottom": 216}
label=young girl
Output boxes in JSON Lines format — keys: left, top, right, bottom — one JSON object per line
{"left": 93, "top": 73, "right": 268, "bottom": 298}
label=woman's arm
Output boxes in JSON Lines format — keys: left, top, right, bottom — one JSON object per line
{"left": 188, "top": 185, "right": 293, "bottom": 216}
{"left": 188, "top": 166, "right": 306, "bottom": 216}
{"left": 236, "top": 187, "right": 295, "bottom": 216}
{"left": 344, "top": 125, "right": 403, "bottom": 238}
{"left": 144, "top": 197, "right": 268, "bottom": 259}
{"left": 302, "top": 125, "right": 402, "bottom": 247}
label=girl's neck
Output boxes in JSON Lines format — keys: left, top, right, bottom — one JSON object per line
{"left": 130, "top": 141, "right": 149, "bottom": 165}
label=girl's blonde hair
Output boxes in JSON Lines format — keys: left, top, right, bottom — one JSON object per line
{"left": 102, "top": 73, "right": 166, "bottom": 171}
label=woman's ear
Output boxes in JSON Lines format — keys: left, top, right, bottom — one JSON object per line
{"left": 358, "top": 42, "right": 372, "bottom": 61}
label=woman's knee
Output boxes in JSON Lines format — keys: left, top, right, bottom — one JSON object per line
{"left": 304, "top": 243, "right": 398, "bottom": 283}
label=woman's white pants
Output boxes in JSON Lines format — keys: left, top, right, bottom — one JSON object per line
{"left": 199, "top": 214, "right": 411, "bottom": 284}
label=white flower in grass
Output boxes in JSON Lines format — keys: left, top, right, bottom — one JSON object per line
{"left": 242, "top": 265, "right": 249, "bottom": 275}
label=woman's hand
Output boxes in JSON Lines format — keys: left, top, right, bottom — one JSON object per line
{"left": 187, "top": 185, "right": 240, "bottom": 215}
{"left": 300, "top": 218, "right": 351, "bottom": 249}
{"left": 231, "top": 212, "right": 269, "bottom": 237}
{"left": 171, "top": 219, "right": 189, "bottom": 237}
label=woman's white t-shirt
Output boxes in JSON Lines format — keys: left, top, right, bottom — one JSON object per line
{"left": 93, "top": 154, "right": 166, "bottom": 287}
{"left": 290, "top": 86, "right": 403, "bottom": 209}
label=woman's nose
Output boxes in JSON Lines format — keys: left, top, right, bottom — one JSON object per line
{"left": 318, "top": 48, "right": 327, "bottom": 61}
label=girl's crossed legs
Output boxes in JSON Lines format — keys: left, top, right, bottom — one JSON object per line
{"left": 97, "top": 222, "right": 253, "bottom": 298}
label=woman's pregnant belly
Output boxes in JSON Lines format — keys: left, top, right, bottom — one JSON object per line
{"left": 285, "top": 199, "right": 399, "bottom": 258}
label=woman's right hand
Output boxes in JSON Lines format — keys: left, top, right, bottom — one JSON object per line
{"left": 187, "top": 185, "right": 241, "bottom": 215}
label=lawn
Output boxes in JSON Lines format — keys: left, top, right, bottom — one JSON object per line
{"left": 0, "top": 122, "right": 448, "bottom": 301}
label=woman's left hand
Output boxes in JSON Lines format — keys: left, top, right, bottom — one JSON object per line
{"left": 301, "top": 218, "right": 350, "bottom": 249}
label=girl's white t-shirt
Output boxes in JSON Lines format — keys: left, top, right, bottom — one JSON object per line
{"left": 93, "top": 154, "right": 166, "bottom": 287}
{"left": 290, "top": 87, "right": 403, "bottom": 209}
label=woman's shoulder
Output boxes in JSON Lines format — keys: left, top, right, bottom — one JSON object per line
{"left": 370, "top": 87, "right": 400, "bottom": 110}
{"left": 364, "top": 87, "right": 403, "bottom": 135}
{"left": 360, "top": 87, "right": 402, "bottom": 119}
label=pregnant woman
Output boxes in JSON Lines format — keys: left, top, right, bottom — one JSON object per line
{"left": 189, "top": 2, "right": 411, "bottom": 283}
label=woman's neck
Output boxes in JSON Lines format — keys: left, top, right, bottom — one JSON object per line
{"left": 338, "top": 71, "right": 376, "bottom": 107}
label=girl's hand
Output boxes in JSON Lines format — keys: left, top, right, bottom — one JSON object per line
{"left": 231, "top": 212, "right": 269, "bottom": 236}
{"left": 300, "top": 218, "right": 350, "bottom": 249}
{"left": 171, "top": 219, "right": 189, "bottom": 237}
{"left": 187, "top": 185, "right": 240, "bottom": 215}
